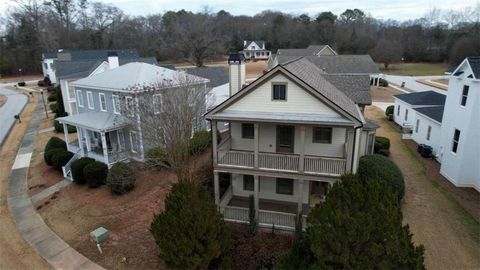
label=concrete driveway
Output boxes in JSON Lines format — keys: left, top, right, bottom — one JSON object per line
{"left": 384, "top": 75, "right": 448, "bottom": 94}
{"left": 0, "top": 87, "right": 28, "bottom": 146}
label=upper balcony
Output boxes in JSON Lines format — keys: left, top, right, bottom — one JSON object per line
{"left": 212, "top": 122, "right": 352, "bottom": 178}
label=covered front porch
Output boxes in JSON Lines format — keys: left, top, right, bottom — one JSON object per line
{"left": 57, "top": 111, "right": 131, "bottom": 166}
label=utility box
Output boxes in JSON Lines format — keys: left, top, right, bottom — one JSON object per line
{"left": 90, "top": 227, "right": 108, "bottom": 244}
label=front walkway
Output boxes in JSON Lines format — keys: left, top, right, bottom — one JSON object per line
{"left": 366, "top": 106, "right": 479, "bottom": 269}
{"left": 7, "top": 93, "right": 104, "bottom": 270}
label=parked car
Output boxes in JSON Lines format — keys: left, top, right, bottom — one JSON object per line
{"left": 17, "top": 82, "right": 26, "bottom": 87}
{"left": 37, "top": 76, "right": 52, "bottom": 87}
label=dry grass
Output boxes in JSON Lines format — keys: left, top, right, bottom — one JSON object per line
{"left": 246, "top": 60, "right": 267, "bottom": 80}
{"left": 370, "top": 86, "right": 408, "bottom": 103}
{"left": 0, "top": 74, "right": 42, "bottom": 83}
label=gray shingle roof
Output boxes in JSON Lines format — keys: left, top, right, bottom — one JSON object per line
{"left": 323, "top": 74, "right": 372, "bottom": 105}
{"left": 183, "top": 67, "right": 228, "bottom": 88}
{"left": 57, "top": 49, "right": 139, "bottom": 61}
{"left": 467, "top": 56, "right": 480, "bottom": 79}
{"left": 277, "top": 45, "right": 329, "bottom": 56}
{"left": 42, "top": 52, "right": 58, "bottom": 59}
{"left": 413, "top": 106, "right": 445, "bottom": 123}
{"left": 57, "top": 111, "right": 131, "bottom": 132}
{"left": 282, "top": 58, "right": 362, "bottom": 122}
{"left": 395, "top": 91, "right": 446, "bottom": 106}
{"left": 364, "top": 118, "right": 380, "bottom": 130}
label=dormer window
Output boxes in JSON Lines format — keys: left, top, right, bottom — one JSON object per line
{"left": 460, "top": 85, "right": 469, "bottom": 106}
{"left": 272, "top": 83, "right": 287, "bottom": 101}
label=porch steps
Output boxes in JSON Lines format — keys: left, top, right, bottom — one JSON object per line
{"left": 62, "top": 150, "right": 81, "bottom": 181}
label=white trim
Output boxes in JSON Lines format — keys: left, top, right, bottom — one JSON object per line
{"left": 77, "top": 90, "right": 84, "bottom": 107}
{"left": 125, "top": 96, "right": 134, "bottom": 117}
{"left": 153, "top": 94, "right": 163, "bottom": 114}
{"left": 99, "top": 93, "right": 107, "bottom": 112}
{"left": 112, "top": 94, "right": 120, "bottom": 115}
{"left": 86, "top": 91, "right": 94, "bottom": 109}
{"left": 129, "top": 131, "right": 138, "bottom": 153}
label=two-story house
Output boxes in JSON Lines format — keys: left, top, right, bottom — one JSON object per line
{"left": 240, "top": 40, "right": 271, "bottom": 60}
{"left": 205, "top": 53, "right": 378, "bottom": 230}
{"left": 57, "top": 62, "right": 208, "bottom": 179}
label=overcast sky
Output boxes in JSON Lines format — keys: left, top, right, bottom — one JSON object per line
{"left": 0, "top": 0, "right": 478, "bottom": 21}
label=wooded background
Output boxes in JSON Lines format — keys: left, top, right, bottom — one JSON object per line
{"left": 0, "top": 0, "right": 479, "bottom": 74}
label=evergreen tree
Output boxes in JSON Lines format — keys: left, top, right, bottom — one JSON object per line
{"left": 307, "top": 174, "right": 425, "bottom": 269}
{"left": 278, "top": 212, "right": 312, "bottom": 269}
{"left": 248, "top": 194, "right": 257, "bottom": 235}
{"left": 150, "top": 180, "right": 232, "bottom": 269}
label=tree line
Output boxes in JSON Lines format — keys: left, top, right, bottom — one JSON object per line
{"left": 0, "top": 0, "right": 479, "bottom": 74}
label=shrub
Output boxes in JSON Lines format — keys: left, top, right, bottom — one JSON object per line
{"left": 358, "top": 154, "right": 405, "bottom": 200}
{"left": 374, "top": 136, "right": 390, "bottom": 154}
{"left": 379, "top": 78, "right": 389, "bottom": 87}
{"left": 106, "top": 162, "right": 136, "bottom": 194}
{"left": 47, "top": 93, "right": 57, "bottom": 102}
{"left": 150, "top": 180, "right": 232, "bottom": 269}
{"left": 44, "top": 149, "right": 57, "bottom": 166}
{"left": 50, "top": 149, "right": 73, "bottom": 170}
{"left": 189, "top": 130, "right": 211, "bottom": 155}
{"left": 54, "top": 120, "right": 76, "bottom": 133}
{"left": 71, "top": 157, "right": 95, "bottom": 184}
{"left": 47, "top": 85, "right": 55, "bottom": 91}
{"left": 145, "top": 147, "right": 170, "bottom": 169}
{"left": 385, "top": 105, "right": 394, "bottom": 116}
{"left": 84, "top": 161, "right": 108, "bottom": 188}
{"left": 307, "top": 174, "right": 424, "bottom": 269}
{"left": 49, "top": 103, "right": 58, "bottom": 114}
{"left": 45, "top": 136, "right": 67, "bottom": 152}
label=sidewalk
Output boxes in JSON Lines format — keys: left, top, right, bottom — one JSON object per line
{"left": 7, "top": 93, "right": 104, "bottom": 270}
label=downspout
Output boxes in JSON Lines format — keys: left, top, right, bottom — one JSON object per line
{"left": 351, "top": 125, "right": 363, "bottom": 173}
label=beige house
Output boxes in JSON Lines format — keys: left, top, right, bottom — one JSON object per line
{"left": 205, "top": 54, "right": 378, "bottom": 230}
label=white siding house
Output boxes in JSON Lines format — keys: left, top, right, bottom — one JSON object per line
{"left": 393, "top": 91, "right": 446, "bottom": 129}
{"left": 240, "top": 40, "right": 271, "bottom": 60}
{"left": 411, "top": 107, "right": 443, "bottom": 157}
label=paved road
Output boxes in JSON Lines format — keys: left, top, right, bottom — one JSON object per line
{"left": 384, "top": 75, "right": 448, "bottom": 94}
{"left": 0, "top": 87, "right": 28, "bottom": 146}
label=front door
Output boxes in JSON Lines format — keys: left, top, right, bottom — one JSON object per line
{"left": 276, "top": 125, "right": 295, "bottom": 153}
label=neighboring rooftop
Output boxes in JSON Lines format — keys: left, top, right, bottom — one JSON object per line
{"left": 244, "top": 40, "right": 265, "bottom": 49}
{"left": 43, "top": 49, "right": 139, "bottom": 61}
{"left": 323, "top": 74, "right": 371, "bottom": 105}
{"left": 277, "top": 45, "right": 331, "bottom": 56}
{"left": 467, "top": 56, "right": 480, "bottom": 79}
{"left": 73, "top": 62, "right": 208, "bottom": 91}
{"left": 394, "top": 90, "right": 446, "bottom": 106}
{"left": 413, "top": 106, "right": 445, "bottom": 123}
{"left": 183, "top": 67, "right": 228, "bottom": 88}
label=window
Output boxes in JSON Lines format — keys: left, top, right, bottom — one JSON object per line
{"left": 397, "top": 105, "right": 400, "bottom": 116}
{"left": 187, "top": 88, "right": 196, "bottom": 107}
{"left": 461, "top": 85, "right": 469, "bottom": 106}
{"left": 130, "top": 131, "right": 139, "bottom": 153}
{"left": 426, "top": 125, "right": 431, "bottom": 141}
{"left": 153, "top": 94, "right": 163, "bottom": 114}
{"left": 99, "top": 93, "right": 107, "bottom": 111}
{"left": 415, "top": 119, "right": 420, "bottom": 133}
{"left": 86, "top": 91, "right": 94, "bottom": 109}
{"left": 276, "top": 178, "right": 293, "bottom": 195}
{"left": 117, "top": 131, "right": 125, "bottom": 151}
{"left": 112, "top": 95, "right": 120, "bottom": 114}
{"left": 43, "top": 63, "right": 48, "bottom": 70}
{"left": 242, "top": 123, "right": 254, "bottom": 139}
{"left": 243, "top": 175, "right": 254, "bottom": 191}
{"left": 125, "top": 96, "right": 134, "bottom": 117}
{"left": 405, "top": 109, "right": 408, "bottom": 121}
{"left": 77, "top": 90, "right": 84, "bottom": 107}
{"left": 452, "top": 129, "right": 460, "bottom": 153}
{"left": 313, "top": 127, "right": 332, "bottom": 144}
{"left": 272, "top": 83, "right": 287, "bottom": 100}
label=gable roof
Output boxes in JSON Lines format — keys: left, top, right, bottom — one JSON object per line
{"left": 183, "top": 67, "right": 228, "bottom": 88}
{"left": 276, "top": 45, "right": 335, "bottom": 56}
{"left": 72, "top": 62, "right": 208, "bottom": 92}
{"left": 467, "top": 56, "right": 480, "bottom": 79}
{"left": 42, "top": 52, "right": 58, "bottom": 59}
{"left": 413, "top": 106, "right": 444, "bottom": 123}
{"left": 244, "top": 40, "right": 265, "bottom": 49}
{"left": 56, "top": 57, "right": 158, "bottom": 80}
{"left": 394, "top": 91, "right": 446, "bottom": 106}
{"left": 44, "top": 49, "right": 139, "bottom": 61}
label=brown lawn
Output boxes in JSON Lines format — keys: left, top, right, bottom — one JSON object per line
{"left": 365, "top": 106, "right": 480, "bottom": 269}
{"left": 0, "top": 74, "right": 43, "bottom": 83}
{"left": 370, "top": 86, "right": 408, "bottom": 103}
{"left": 246, "top": 60, "right": 267, "bottom": 80}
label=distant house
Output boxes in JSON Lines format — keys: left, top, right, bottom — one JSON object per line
{"left": 392, "top": 56, "right": 479, "bottom": 191}
{"left": 56, "top": 62, "right": 208, "bottom": 179}
{"left": 240, "top": 40, "right": 270, "bottom": 60}
{"left": 41, "top": 49, "right": 139, "bottom": 84}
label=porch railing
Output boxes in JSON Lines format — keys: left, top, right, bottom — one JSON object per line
{"left": 259, "top": 152, "right": 299, "bottom": 172}
{"left": 222, "top": 206, "right": 249, "bottom": 223}
{"left": 258, "top": 209, "right": 296, "bottom": 229}
{"left": 304, "top": 156, "right": 346, "bottom": 176}
{"left": 219, "top": 186, "right": 233, "bottom": 207}
{"left": 218, "top": 150, "right": 254, "bottom": 168}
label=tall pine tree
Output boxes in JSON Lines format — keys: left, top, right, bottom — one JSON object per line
{"left": 150, "top": 180, "right": 231, "bottom": 269}
{"left": 307, "top": 174, "right": 425, "bottom": 269}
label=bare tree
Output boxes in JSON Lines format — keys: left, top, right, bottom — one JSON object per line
{"left": 370, "top": 39, "right": 403, "bottom": 69}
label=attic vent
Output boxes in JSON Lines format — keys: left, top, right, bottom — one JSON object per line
{"left": 453, "top": 71, "right": 464, "bottom": 76}
{"left": 467, "top": 74, "right": 473, "bottom": 78}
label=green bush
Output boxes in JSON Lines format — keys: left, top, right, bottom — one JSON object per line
{"left": 50, "top": 149, "right": 73, "bottom": 170}
{"left": 374, "top": 136, "right": 390, "bottom": 154}
{"left": 106, "top": 162, "right": 136, "bottom": 194}
{"left": 44, "top": 137, "right": 67, "bottom": 165}
{"left": 44, "top": 149, "right": 57, "bottom": 166}
{"left": 358, "top": 154, "right": 405, "bottom": 200}
{"left": 146, "top": 147, "right": 170, "bottom": 169}
{"left": 150, "top": 180, "right": 232, "bottom": 269}
{"left": 379, "top": 78, "right": 389, "bottom": 87}
{"left": 71, "top": 157, "right": 95, "bottom": 184}
{"left": 385, "top": 105, "right": 394, "bottom": 116}
{"left": 54, "top": 120, "right": 76, "bottom": 133}
{"left": 307, "top": 174, "right": 424, "bottom": 269}
{"left": 49, "top": 103, "right": 58, "bottom": 114}
{"left": 47, "top": 93, "right": 57, "bottom": 102}
{"left": 189, "top": 130, "right": 211, "bottom": 155}
{"left": 84, "top": 161, "right": 109, "bottom": 188}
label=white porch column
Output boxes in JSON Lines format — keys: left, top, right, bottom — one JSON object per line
{"left": 299, "top": 126, "right": 306, "bottom": 173}
{"left": 254, "top": 123, "right": 259, "bottom": 168}
{"left": 77, "top": 127, "right": 84, "bottom": 155}
{"left": 100, "top": 132, "right": 109, "bottom": 165}
{"left": 214, "top": 172, "right": 220, "bottom": 205}
{"left": 62, "top": 123, "right": 69, "bottom": 145}
{"left": 212, "top": 120, "right": 218, "bottom": 165}
{"left": 254, "top": 175, "right": 259, "bottom": 217}
{"left": 84, "top": 129, "right": 91, "bottom": 152}
{"left": 297, "top": 179, "right": 305, "bottom": 213}
{"left": 376, "top": 75, "right": 380, "bottom": 86}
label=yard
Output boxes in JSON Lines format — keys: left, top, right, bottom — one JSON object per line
{"left": 380, "top": 62, "right": 448, "bottom": 76}
{"left": 365, "top": 106, "right": 480, "bottom": 269}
